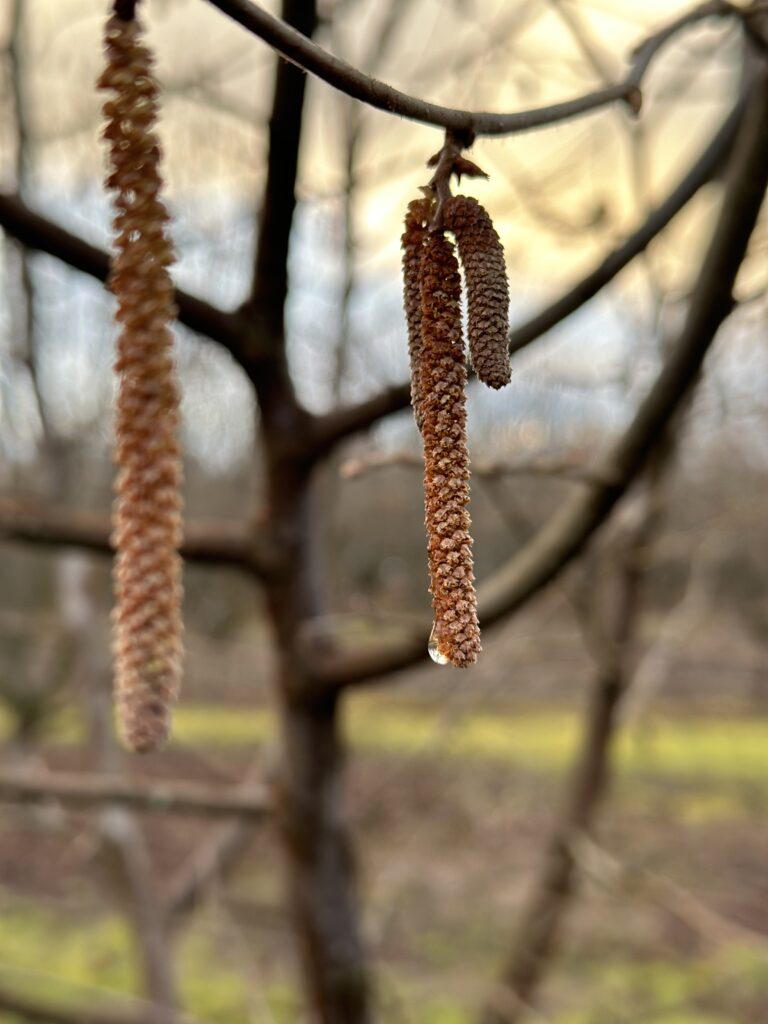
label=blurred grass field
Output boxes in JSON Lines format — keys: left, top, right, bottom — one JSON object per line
{"left": 0, "top": 696, "right": 766, "bottom": 1022}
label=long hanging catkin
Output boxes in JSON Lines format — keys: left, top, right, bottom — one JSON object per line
{"left": 418, "top": 231, "right": 481, "bottom": 667}
{"left": 443, "top": 194, "right": 511, "bottom": 390}
{"left": 99, "top": 10, "right": 183, "bottom": 753}
{"left": 401, "top": 197, "right": 431, "bottom": 432}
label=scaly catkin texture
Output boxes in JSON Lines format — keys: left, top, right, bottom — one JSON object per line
{"left": 401, "top": 197, "right": 431, "bottom": 432}
{"left": 419, "top": 231, "right": 481, "bottom": 667}
{"left": 99, "top": 12, "right": 183, "bottom": 753}
{"left": 443, "top": 195, "right": 511, "bottom": 390}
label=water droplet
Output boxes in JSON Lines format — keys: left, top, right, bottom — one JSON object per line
{"left": 428, "top": 622, "right": 449, "bottom": 665}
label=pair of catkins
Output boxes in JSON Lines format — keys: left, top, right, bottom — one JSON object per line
{"left": 402, "top": 194, "right": 511, "bottom": 668}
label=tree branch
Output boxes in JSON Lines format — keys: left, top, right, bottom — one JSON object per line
{"left": 0, "top": 500, "right": 279, "bottom": 579}
{"left": 163, "top": 760, "right": 267, "bottom": 920}
{"left": 0, "top": 769, "right": 272, "bottom": 819}
{"left": 307, "top": 93, "right": 744, "bottom": 454}
{"left": 339, "top": 449, "right": 609, "bottom": 486}
{"left": 164, "top": 817, "right": 255, "bottom": 920}
{"left": 506, "top": 92, "right": 744, "bottom": 352}
{"left": 203, "top": 0, "right": 740, "bottom": 136}
{"left": 303, "top": 61, "right": 768, "bottom": 694}
{"left": 247, "top": 0, "right": 317, "bottom": 326}
{"left": 482, "top": 454, "right": 670, "bottom": 1024}
{"left": 0, "top": 984, "right": 193, "bottom": 1024}
{"left": 0, "top": 192, "right": 251, "bottom": 365}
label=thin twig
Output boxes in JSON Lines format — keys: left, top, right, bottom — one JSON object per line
{"left": 202, "top": 0, "right": 741, "bottom": 135}
{"left": 340, "top": 449, "right": 609, "bottom": 486}
{"left": 0, "top": 769, "right": 272, "bottom": 819}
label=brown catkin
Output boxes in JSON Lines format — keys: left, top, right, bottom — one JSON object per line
{"left": 443, "top": 195, "right": 511, "bottom": 390}
{"left": 98, "top": 11, "right": 183, "bottom": 753}
{"left": 419, "top": 231, "right": 481, "bottom": 667}
{"left": 401, "top": 197, "right": 431, "bottom": 431}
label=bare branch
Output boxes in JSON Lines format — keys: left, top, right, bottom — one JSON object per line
{"left": 202, "top": 0, "right": 741, "bottom": 136}
{"left": 0, "top": 193, "right": 251, "bottom": 365}
{"left": 576, "top": 836, "right": 768, "bottom": 953}
{"left": 164, "top": 760, "right": 267, "bottom": 920}
{"left": 482, "top": 458, "right": 669, "bottom": 1024}
{"left": 0, "top": 500, "right": 278, "bottom": 579}
{"left": 506, "top": 94, "right": 744, "bottom": 352}
{"left": 165, "top": 817, "right": 255, "bottom": 920}
{"left": 340, "top": 449, "right": 609, "bottom": 485}
{"left": 0, "top": 984, "right": 194, "bottom": 1024}
{"left": 247, "top": 0, "right": 317, "bottom": 328}
{"left": 0, "top": 769, "right": 272, "bottom": 819}
{"left": 302, "top": 62, "right": 768, "bottom": 695}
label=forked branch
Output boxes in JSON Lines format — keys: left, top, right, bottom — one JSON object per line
{"left": 203, "top": 0, "right": 743, "bottom": 136}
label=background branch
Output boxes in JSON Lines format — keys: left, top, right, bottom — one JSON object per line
{"left": 0, "top": 193, "right": 250, "bottom": 365}
{"left": 0, "top": 984, "right": 193, "bottom": 1024}
{"left": 0, "top": 769, "right": 272, "bottom": 819}
{"left": 0, "top": 500, "right": 277, "bottom": 578}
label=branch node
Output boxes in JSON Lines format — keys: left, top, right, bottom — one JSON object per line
{"left": 113, "top": 0, "right": 139, "bottom": 20}
{"left": 624, "top": 85, "right": 643, "bottom": 116}
{"left": 426, "top": 130, "right": 487, "bottom": 229}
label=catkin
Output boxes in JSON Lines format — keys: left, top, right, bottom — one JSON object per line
{"left": 443, "top": 195, "right": 511, "bottom": 390}
{"left": 401, "top": 198, "right": 431, "bottom": 431}
{"left": 419, "top": 232, "right": 481, "bottom": 667}
{"left": 99, "top": 11, "right": 183, "bottom": 753}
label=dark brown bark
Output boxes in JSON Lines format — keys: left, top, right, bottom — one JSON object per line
{"left": 264, "top": 459, "right": 370, "bottom": 1024}
{"left": 245, "top": 1, "right": 371, "bottom": 1020}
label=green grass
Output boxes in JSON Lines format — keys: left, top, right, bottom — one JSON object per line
{"left": 0, "top": 902, "right": 295, "bottom": 1023}
{"left": 555, "top": 946, "right": 768, "bottom": 1024}
{"left": 0, "top": 903, "right": 764, "bottom": 1024}
{"left": 0, "top": 907, "right": 138, "bottom": 1007}
{"left": 4, "top": 697, "right": 767, "bottom": 788}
